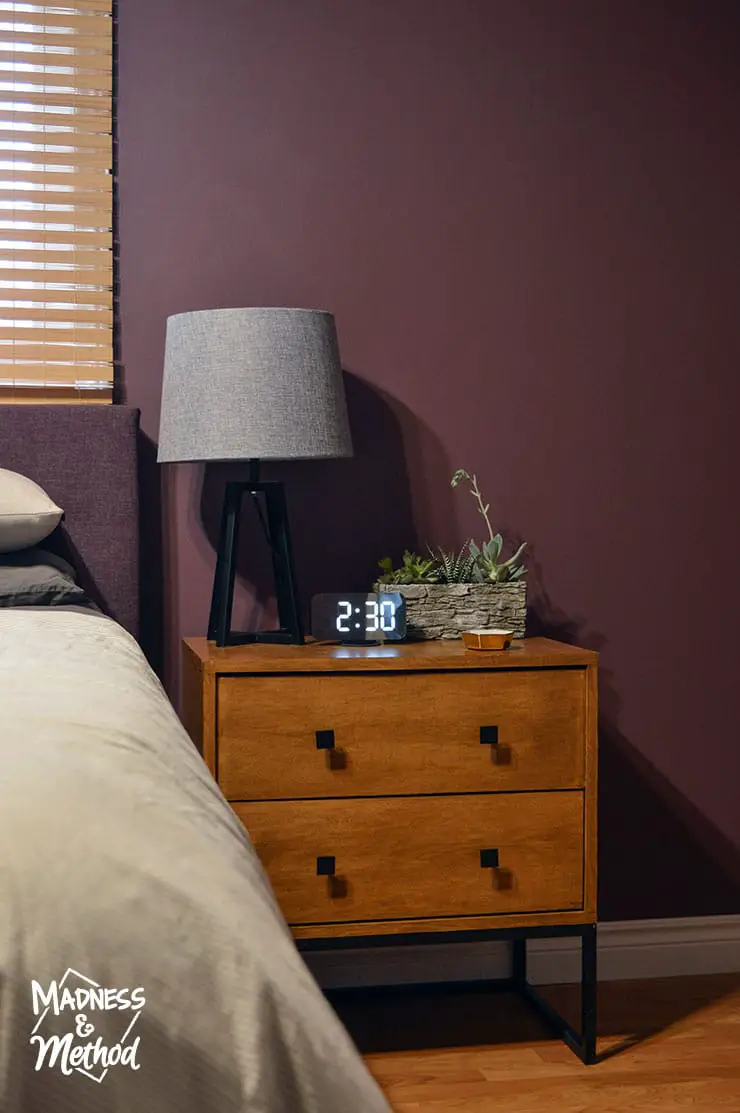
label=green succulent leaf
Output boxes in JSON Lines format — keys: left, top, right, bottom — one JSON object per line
{"left": 482, "top": 535, "right": 503, "bottom": 562}
{"left": 500, "top": 541, "right": 527, "bottom": 568}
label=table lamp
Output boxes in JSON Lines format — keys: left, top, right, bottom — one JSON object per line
{"left": 157, "top": 307, "right": 353, "bottom": 646}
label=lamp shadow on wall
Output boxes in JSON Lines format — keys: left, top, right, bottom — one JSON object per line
{"left": 198, "top": 373, "right": 458, "bottom": 632}
{"left": 527, "top": 564, "right": 740, "bottom": 921}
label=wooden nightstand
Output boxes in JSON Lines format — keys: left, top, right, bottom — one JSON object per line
{"left": 182, "top": 635, "right": 599, "bottom": 1063}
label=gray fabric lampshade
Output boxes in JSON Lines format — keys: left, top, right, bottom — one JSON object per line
{"left": 157, "top": 307, "right": 353, "bottom": 463}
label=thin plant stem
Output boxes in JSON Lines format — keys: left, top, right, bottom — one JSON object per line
{"left": 470, "top": 473, "right": 494, "bottom": 543}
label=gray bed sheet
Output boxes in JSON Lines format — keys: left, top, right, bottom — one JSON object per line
{"left": 0, "top": 608, "right": 390, "bottom": 1113}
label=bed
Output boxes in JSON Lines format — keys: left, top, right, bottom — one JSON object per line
{"left": 0, "top": 406, "right": 390, "bottom": 1113}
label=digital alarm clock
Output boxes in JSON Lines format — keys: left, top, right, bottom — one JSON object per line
{"left": 310, "top": 592, "right": 407, "bottom": 644}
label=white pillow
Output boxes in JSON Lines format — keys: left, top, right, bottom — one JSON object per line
{"left": 0, "top": 469, "right": 63, "bottom": 553}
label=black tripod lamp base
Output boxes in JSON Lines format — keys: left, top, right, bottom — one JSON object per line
{"left": 207, "top": 479, "right": 304, "bottom": 647}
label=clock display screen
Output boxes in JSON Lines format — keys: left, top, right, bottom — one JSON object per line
{"left": 310, "top": 593, "right": 407, "bottom": 643}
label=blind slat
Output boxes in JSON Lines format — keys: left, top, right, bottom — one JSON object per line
{"left": 0, "top": 323, "right": 110, "bottom": 342}
{"left": 1, "top": 0, "right": 112, "bottom": 12}
{"left": 0, "top": 206, "right": 111, "bottom": 224}
{"left": 0, "top": 50, "right": 111, "bottom": 71}
{"left": 0, "top": 362, "right": 112, "bottom": 382}
{"left": 0, "top": 128, "right": 110, "bottom": 150}
{"left": 0, "top": 246, "right": 109, "bottom": 264}
{"left": 0, "top": 71, "right": 112, "bottom": 93}
{"left": 0, "top": 339, "right": 111, "bottom": 357}
{"left": 0, "top": 117, "right": 109, "bottom": 140}
{"left": 0, "top": 110, "right": 108, "bottom": 128}
{"left": 0, "top": 226, "right": 110, "bottom": 244}
{"left": 0, "top": 304, "right": 110, "bottom": 323}
{"left": 0, "top": 30, "right": 110, "bottom": 51}
{"left": 0, "top": 0, "right": 111, "bottom": 10}
{"left": 0, "top": 150, "right": 110, "bottom": 170}
{"left": 0, "top": 394, "right": 111, "bottom": 407}
{"left": 0, "top": 166, "right": 109, "bottom": 184}
{"left": 0, "top": 267, "right": 109, "bottom": 284}
{"left": 0, "top": 14, "right": 110, "bottom": 35}
{"left": 0, "top": 91, "right": 110, "bottom": 112}
{"left": 0, "top": 168, "right": 109, "bottom": 187}
{"left": 0, "top": 286, "right": 110, "bottom": 304}
{"left": 0, "top": 194, "right": 108, "bottom": 209}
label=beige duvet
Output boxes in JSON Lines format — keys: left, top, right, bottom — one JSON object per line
{"left": 0, "top": 609, "right": 390, "bottom": 1113}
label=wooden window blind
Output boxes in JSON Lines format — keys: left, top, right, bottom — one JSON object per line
{"left": 0, "top": 0, "right": 113, "bottom": 404}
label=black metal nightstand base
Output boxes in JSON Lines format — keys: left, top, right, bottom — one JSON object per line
{"left": 301, "top": 922, "right": 598, "bottom": 1066}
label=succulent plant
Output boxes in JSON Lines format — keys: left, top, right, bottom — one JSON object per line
{"left": 429, "top": 545, "right": 477, "bottom": 584}
{"left": 469, "top": 538, "right": 527, "bottom": 583}
{"left": 451, "top": 468, "right": 527, "bottom": 583}
{"left": 377, "top": 550, "right": 439, "bottom": 584}
{"left": 374, "top": 472, "right": 527, "bottom": 587}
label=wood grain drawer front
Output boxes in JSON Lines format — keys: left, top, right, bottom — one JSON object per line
{"left": 217, "top": 669, "right": 585, "bottom": 801}
{"left": 234, "top": 792, "right": 583, "bottom": 926}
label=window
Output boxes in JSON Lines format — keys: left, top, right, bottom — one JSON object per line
{"left": 0, "top": 0, "right": 113, "bottom": 404}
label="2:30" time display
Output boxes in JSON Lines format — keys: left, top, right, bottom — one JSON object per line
{"left": 336, "top": 599, "right": 398, "bottom": 634}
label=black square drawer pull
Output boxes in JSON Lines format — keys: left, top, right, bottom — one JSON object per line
{"left": 316, "top": 856, "right": 336, "bottom": 876}
{"left": 315, "top": 730, "right": 335, "bottom": 750}
{"left": 480, "top": 725, "right": 499, "bottom": 745}
{"left": 480, "top": 848, "right": 500, "bottom": 869}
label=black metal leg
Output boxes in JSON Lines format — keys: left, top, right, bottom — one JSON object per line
{"left": 264, "top": 483, "right": 304, "bottom": 644}
{"left": 519, "top": 924, "right": 598, "bottom": 1064}
{"left": 207, "top": 490, "right": 229, "bottom": 641}
{"left": 208, "top": 482, "right": 242, "bottom": 645}
{"left": 581, "top": 922, "right": 597, "bottom": 1065}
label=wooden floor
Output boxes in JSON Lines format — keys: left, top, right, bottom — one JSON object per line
{"left": 331, "top": 973, "right": 740, "bottom": 1111}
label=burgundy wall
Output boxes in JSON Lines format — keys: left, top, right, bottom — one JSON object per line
{"left": 117, "top": 0, "right": 740, "bottom": 920}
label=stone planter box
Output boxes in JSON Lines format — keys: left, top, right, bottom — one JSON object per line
{"left": 374, "top": 581, "right": 527, "bottom": 640}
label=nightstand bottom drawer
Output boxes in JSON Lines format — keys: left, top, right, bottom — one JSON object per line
{"left": 234, "top": 792, "right": 583, "bottom": 926}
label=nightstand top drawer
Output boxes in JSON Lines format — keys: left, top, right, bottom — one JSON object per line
{"left": 217, "top": 668, "right": 587, "bottom": 801}
{"left": 236, "top": 791, "right": 583, "bottom": 926}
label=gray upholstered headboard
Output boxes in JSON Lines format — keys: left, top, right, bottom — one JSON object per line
{"left": 0, "top": 405, "right": 140, "bottom": 637}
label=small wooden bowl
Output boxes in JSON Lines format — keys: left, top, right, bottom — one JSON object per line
{"left": 462, "top": 628, "right": 514, "bottom": 651}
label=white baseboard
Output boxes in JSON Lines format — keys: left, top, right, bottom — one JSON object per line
{"left": 305, "top": 915, "right": 740, "bottom": 989}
